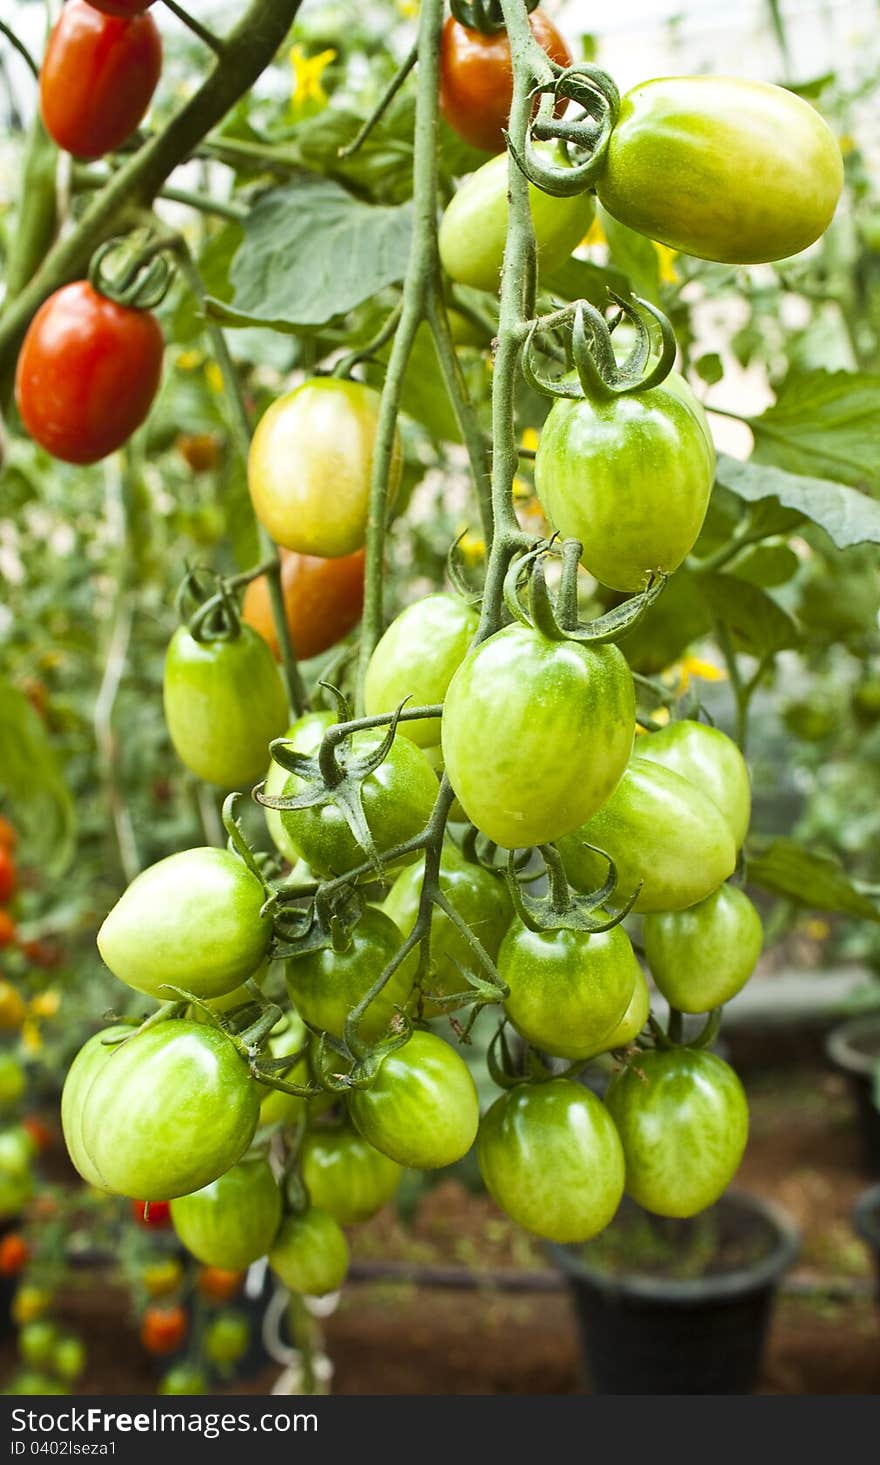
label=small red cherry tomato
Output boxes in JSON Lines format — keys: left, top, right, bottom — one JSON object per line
{"left": 40, "top": 0, "right": 162, "bottom": 161}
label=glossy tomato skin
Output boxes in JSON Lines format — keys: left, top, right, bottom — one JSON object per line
{"left": 500, "top": 920, "right": 641, "bottom": 1061}
{"left": 89, "top": 0, "right": 154, "bottom": 15}
{"left": 15, "top": 282, "right": 163, "bottom": 464}
{"left": 597, "top": 76, "right": 843, "bottom": 264}
{"left": 441, "top": 624, "right": 635, "bottom": 849}
{"left": 263, "top": 711, "right": 334, "bottom": 865}
{"left": 439, "top": 12, "right": 572, "bottom": 154}
{"left": 278, "top": 730, "right": 438, "bottom": 880}
{"left": 243, "top": 548, "right": 365, "bottom": 662}
{"left": 62, "top": 1026, "right": 131, "bottom": 1190}
{"left": 268, "top": 1209, "right": 349, "bottom": 1296}
{"left": 383, "top": 843, "right": 512, "bottom": 1012}
{"left": 644, "top": 884, "right": 763, "bottom": 1014}
{"left": 40, "top": 0, "right": 162, "bottom": 160}
{"left": 248, "top": 379, "right": 401, "bottom": 557}
{"left": 348, "top": 1030, "right": 479, "bottom": 1169}
{"left": 636, "top": 719, "right": 751, "bottom": 849}
{"left": 582, "top": 965, "right": 650, "bottom": 1058}
{"left": 301, "top": 1127, "right": 401, "bottom": 1224}
{"left": 286, "top": 905, "right": 417, "bottom": 1041}
{"left": 77, "top": 1020, "right": 260, "bottom": 1199}
{"left": 170, "top": 1157, "right": 281, "bottom": 1270}
{"left": 163, "top": 624, "right": 288, "bottom": 789}
{"left": 606, "top": 1048, "right": 749, "bottom": 1218}
{"left": 258, "top": 1013, "right": 309, "bottom": 1129}
{"left": 557, "top": 757, "right": 736, "bottom": 913}
{"left": 98, "top": 847, "right": 271, "bottom": 1001}
{"left": 439, "top": 146, "right": 594, "bottom": 293}
{"left": 478, "top": 1079, "right": 625, "bottom": 1242}
{"left": 534, "top": 371, "right": 715, "bottom": 592}
{"left": 364, "top": 594, "right": 480, "bottom": 747}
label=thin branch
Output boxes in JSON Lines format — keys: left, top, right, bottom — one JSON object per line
{"left": 161, "top": 0, "right": 226, "bottom": 57}
{"left": 338, "top": 41, "right": 419, "bottom": 159}
{"left": 0, "top": 20, "right": 39, "bottom": 81}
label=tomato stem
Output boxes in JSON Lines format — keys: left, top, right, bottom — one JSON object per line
{"left": 160, "top": 0, "right": 226, "bottom": 58}
{"left": 337, "top": 41, "right": 419, "bottom": 160}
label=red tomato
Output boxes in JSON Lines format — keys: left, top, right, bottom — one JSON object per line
{"left": 0, "top": 848, "right": 17, "bottom": 906}
{"left": 40, "top": 0, "right": 162, "bottom": 161}
{"left": 140, "top": 1304, "right": 187, "bottom": 1356}
{"left": 0, "top": 818, "right": 17, "bottom": 852}
{"left": 131, "top": 1198, "right": 171, "bottom": 1229}
{"left": 21, "top": 1117, "right": 53, "bottom": 1155}
{"left": 16, "top": 283, "right": 164, "bottom": 464}
{"left": 242, "top": 548, "right": 366, "bottom": 661}
{"left": 196, "top": 1267, "right": 245, "bottom": 1304}
{"left": 0, "top": 1233, "right": 29, "bottom": 1276}
{"left": 18, "top": 939, "right": 62, "bottom": 971}
{"left": 88, "top": 0, "right": 155, "bottom": 14}
{"left": 439, "top": 12, "right": 572, "bottom": 154}
{"left": 0, "top": 912, "right": 16, "bottom": 948}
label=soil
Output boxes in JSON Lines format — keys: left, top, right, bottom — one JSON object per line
{"left": 2, "top": 1063, "right": 879, "bottom": 1396}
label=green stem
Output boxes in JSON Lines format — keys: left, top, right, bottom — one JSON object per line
{"left": 426, "top": 298, "right": 494, "bottom": 544}
{"left": 161, "top": 0, "right": 226, "bottom": 57}
{"left": 338, "top": 41, "right": 419, "bottom": 159}
{"left": 0, "top": 20, "right": 39, "bottom": 80}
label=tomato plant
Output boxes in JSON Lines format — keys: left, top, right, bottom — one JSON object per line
{"left": 40, "top": 0, "right": 162, "bottom": 161}
{"left": 364, "top": 593, "right": 480, "bottom": 746}
{"left": 268, "top": 1209, "right": 350, "bottom": 1296}
{"left": 196, "top": 1267, "right": 245, "bottom": 1305}
{"left": 348, "top": 1029, "right": 479, "bottom": 1169}
{"left": 636, "top": 720, "right": 752, "bottom": 850}
{"left": 170, "top": 1157, "right": 282, "bottom": 1270}
{"left": 141, "top": 1304, "right": 188, "bottom": 1356}
{"left": 204, "top": 1311, "right": 249, "bottom": 1367}
{"left": 243, "top": 549, "right": 366, "bottom": 662}
{"left": 286, "top": 905, "right": 417, "bottom": 1039}
{"left": 0, "top": 846, "right": 17, "bottom": 904}
{"left": 301, "top": 1126, "right": 402, "bottom": 1224}
{"left": 0, "top": 912, "right": 17, "bottom": 949}
{"left": 644, "top": 884, "right": 763, "bottom": 1014}
{"left": 439, "top": 11, "right": 571, "bottom": 153}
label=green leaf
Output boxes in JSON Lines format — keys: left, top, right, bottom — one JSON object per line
{"left": 366, "top": 322, "right": 461, "bottom": 445}
{"left": 0, "top": 681, "right": 75, "bottom": 876}
{"left": 694, "top": 352, "right": 724, "bottom": 386}
{"left": 597, "top": 205, "right": 661, "bottom": 304}
{"left": 730, "top": 541, "right": 800, "bottom": 589}
{"left": 699, "top": 573, "right": 800, "bottom": 656}
{"left": 542, "top": 255, "right": 631, "bottom": 309}
{"left": 746, "top": 837, "right": 880, "bottom": 922}
{"left": 748, "top": 370, "right": 880, "bottom": 492}
{"left": 620, "top": 571, "right": 713, "bottom": 675}
{"left": 228, "top": 175, "right": 413, "bottom": 329}
{"left": 716, "top": 452, "right": 880, "bottom": 549}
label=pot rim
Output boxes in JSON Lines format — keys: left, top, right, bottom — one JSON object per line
{"left": 853, "top": 1182, "right": 880, "bottom": 1249}
{"left": 825, "top": 1014, "right": 880, "bottom": 1078}
{"left": 548, "top": 1189, "right": 800, "bottom": 1306}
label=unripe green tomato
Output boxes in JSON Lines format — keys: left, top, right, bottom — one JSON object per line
{"left": 158, "top": 1364, "right": 207, "bottom": 1395}
{"left": 605, "top": 1048, "right": 749, "bottom": 1218}
{"left": 258, "top": 1013, "right": 309, "bottom": 1129}
{"left": 643, "top": 884, "right": 763, "bottom": 1014}
{"left": 582, "top": 965, "right": 650, "bottom": 1058}
{"left": 477, "top": 1079, "right": 625, "bottom": 1242}
{"left": 348, "top": 1029, "right": 479, "bottom": 1169}
{"left": 163, "top": 624, "right": 289, "bottom": 789}
{"left": 61, "top": 1025, "right": 131, "bottom": 1191}
{"left": 419, "top": 743, "right": 467, "bottom": 822}
{"left": 268, "top": 1208, "right": 349, "bottom": 1296}
{"left": 635, "top": 719, "right": 751, "bottom": 850}
{"left": 783, "top": 699, "right": 835, "bottom": 743}
{"left": 286, "top": 905, "right": 417, "bottom": 1041}
{"left": 383, "top": 843, "right": 512, "bottom": 1013}
{"left": 534, "top": 371, "right": 715, "bottom": 592}
{"left": 439, "top": 146, "right": 594, "bottom": 293}
{"left": 0, "top": 1168, "right": 33, "bottom": 1218}
{"left": 441, "top": 623, "right": 635, "bottom": 849}
{"left": 170, "top": 1156, "right": 282, "bottom": 1270}
{"left": 499, "top": 920, "right": 641, "bottom": 1060}
{"left": 97, "top": 848, "right": 272, "bottom": 1001}
{"left": 263, "top": 711, "right": 334, "bottom": 865}
{"left": 364, "top": 594, "right": 480, "bottom": 747}
{"left": 20, "top": 1319, "right": 59, "bottom": 1370}
{"left": 248, "top": 378, "right": 402, "bottom": 556}
{"left": 301, "top": 1127, "right": 401, "bottom": 1224}
{"left": 52, "top": 1336, "right": 86, "bottom": 1383}
{"left": 597, "top": 76, "right": 843, "bottom": 263}
{"left": 557, "top": 757, "right": 736, "bottom": 913}
{"left": 0, "top": 1053, "right": 25, "bottom": 1109}
{"left": 204, "top": 1310, "right": 249, "bottom": 1366}
{"left": 852, "top": 677, "right": 880, "bottom": 725}
{"left": 6, "top": 1372, "right": 68, "bottom": 1396}
{"left": 0, "top": 1127, "right": 35, "bottom": 1177}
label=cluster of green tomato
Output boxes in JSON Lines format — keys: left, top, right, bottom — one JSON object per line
{"left": 0, "top": 1054, "right": 35, "bottom": 1221}
{"left": 5, "top": 1318, "right": 86, "bottom": 1398}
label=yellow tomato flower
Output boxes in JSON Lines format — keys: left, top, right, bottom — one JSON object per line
{"left": 289, "top": 45, "right": 336, "bottom": 114}
{"left": 653, "top": 242, "right": 680, "bottom": 285}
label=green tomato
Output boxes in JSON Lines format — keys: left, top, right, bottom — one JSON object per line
{"left": 419, "top": 743, "right": 467, "bottom": 822}
{"left": 286, "top": 905, "right": 417, "bottom": 1041}
{"left": 204, "top": 1311, "right": 249, "bottom": 1367}
{"left": 852, "top": 676, "right": 880, "bottom": 725}
{"left": 606, "top": 1047, "right": 749, "bottom": 1217}
{"left": 0, "top": 1053, "right": 25, "bottom": 1109}
{"left": 5, "top": 1372, "right": 69, "bottom": 1396}
{"left": 98, "top": 848, "right": 272, "bottom": 1002}
{"left": 268, "top": 1208, "right": 350, "bottom": 1296}
{"left": 76, "top": 1020, "right": 260, "bottom": 1200}
{"left": 597, "top": 76, "right": 843, "bottom": 263}
{"left": 499, "top": 920, "right": 641, "bottom": 1060}
{"left": 557, "top": 757, "right": 736, "bottom": 913}
{"left": 264, "top": 712, "right": 334, "bottom": 864}
{"left": 248, "top": 377, "right": 402, "bottom": 557}
{"left": 644, "top": 884, "right": 763, "bottom": 1014}
{"left": 158, "top": 1364, "right": 207, "bottom": 1395}
{"left": 364, "top": 594, "right": 480, "bottom": 747}
{"left": 441, "top": 623, "right": 635, "bottom": 849}
{"left": 52, "top": 1336, "right": 86, "bottom": 1383}
{"left": 439, "top": 146, "right": 594, "bottom": 293}
{"left": 258, "top": 1013, "right": 309, "bottom": 1129}
{"left": 170, "top": 1156, "right": 281, "bottom": 1269}
{"left": 534, "top": 370, "right": 715, "bottom": 592}
{"left": 348, "top": 1029, "right": 479, "bottom": 1169}
{"left": 582, "top": 966, "right": 650, "bottom": 1058}
{"left": 301, "top": 1126, "right": 401, "bottom": 1224}
{"left": 163, "top": 624, "right": 288, "bottom": 789}
{"left": 383, "top": 843, "right": 512, "bottom": 1012}
{"left": 61, "top": 1025, "right": 131, "bottom": 1191}
{"left": 278, "top": 730, "right": 437, "bottom": 879}
{"left": 0, "top": 1169, "right": 33, "bottom": 1218}
{"left": 478, "top": 1079, "right": 625, "bottom": 1242}
{"left": 0, "top": 1127, "right": 35, "bottom": 1177}
{"left": 20, "top": 1320, "right": 59, "bottom": 1370}
{"left": 636, "top": 719, "right": 751, "bottom": 849}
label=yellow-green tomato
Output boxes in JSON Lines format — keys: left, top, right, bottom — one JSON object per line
{"left": 439, "top": 146, "right": 594, "bottom": 293}
{"left": 557, "top": 757, "right": 736, "bottom": 913}
{"left": 597, "top": 76, "right": 843, "bottom": 263}
{"left": 285, "top": 906, "right": 417, "bottom": 1040}
{"left": 61, "top": 1026, "right": 131, "bottom": 1191}
{"left": 348, "top": 1029, "right": 479, "bottom": 1169}
{"left": 163, "top": 625, "right": 288, "bottom": 789}
{"left": 643, "top": 884, "right": 763, "bottom": 1014}
{"left": 248, "top": 378, "right": 402, "bottom": 556}
{"left": 170, "top": 1157, "right": 282, "bottom": 1269}
{"left": 364, "top": 594, "right": 479, "bottom": 747}
{"left": 258, "top": 1013, "right": 309, "bottom": 1129}
{"left": 534, "top": 370, "right": 715, "bottom": 592}
{"left": 301, "top": 1127, "right": 401, "bottom": 1224}
{"left": 263, "top": 711, "right": 334, "bottom": 865}
{"left": 499, "top": 920, "right": 641, "bottom": 1060}
{"left": 636, "top": 719, "right": 751, "bottom": 849}
{"left": 97, "top": 848, "right": 272, "bottom": 1001}
{"left": 268, "top": 1208, "right": 349, "bottom": 1296}
{"left": 441, "top": 623, "right": 635, "bottom": 849}
{"left": 477, "top": 1079, "right": 625, "bottom": 1242}
{"left": 582, "top": 966, "right": 650, "bottom": 1058}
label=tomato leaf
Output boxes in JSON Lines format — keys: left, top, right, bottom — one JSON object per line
{"left": 747, "top": 370, "right": 880, "bottom": 493}
{"left": 0, "top": 680, "right": 75, "bottom": 876}
{"left": 746, "top": 837, "right": 880, "bottom": 922}
{"left": 698, "top": 573, "right": 800, "bottom": 656}
{"left": 597, "top": 205, "right": 661, "bottom": 304}
{"left": 716, "top": 452, "right": 880, "bottom": 549}
{"left": 729, "top": 541, "right": 800, "bottom": 589}
{"left": 542, "top": 255, "right": 631, "bottom": 309}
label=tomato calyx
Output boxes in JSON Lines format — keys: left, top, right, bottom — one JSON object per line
{"left": 507, "top": 63, "right": 620, "bottom": 198}
{"left": 449, "top": 0, "right": 540, "bottom": 35}
{"left": 88, "top": 233, "right": 177, "bottom": 312}
{"left": 505, "top": 841, "right": 641, "bottom": 936}
{"left": 647, "top": 1007, "right": 724, "bottom": 1053}
{"left": 486, "top": 1017, "right": 583, "bottom": 1090}
{"left": 503, "top": 541, "right": 666, "bottom": 645}
{"left": 524, "top": 292, "right": 677, "bottom": 402}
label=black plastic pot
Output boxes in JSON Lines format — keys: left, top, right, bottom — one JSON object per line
{"left": 825, "top": 1015, "right": 880, "bottom": 1174}
{"left": 549, "top": 1191, "right": 799, "bottom": 1395}
{"left": 853, "top": 1183, "right": 880, "bottom": 1299}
